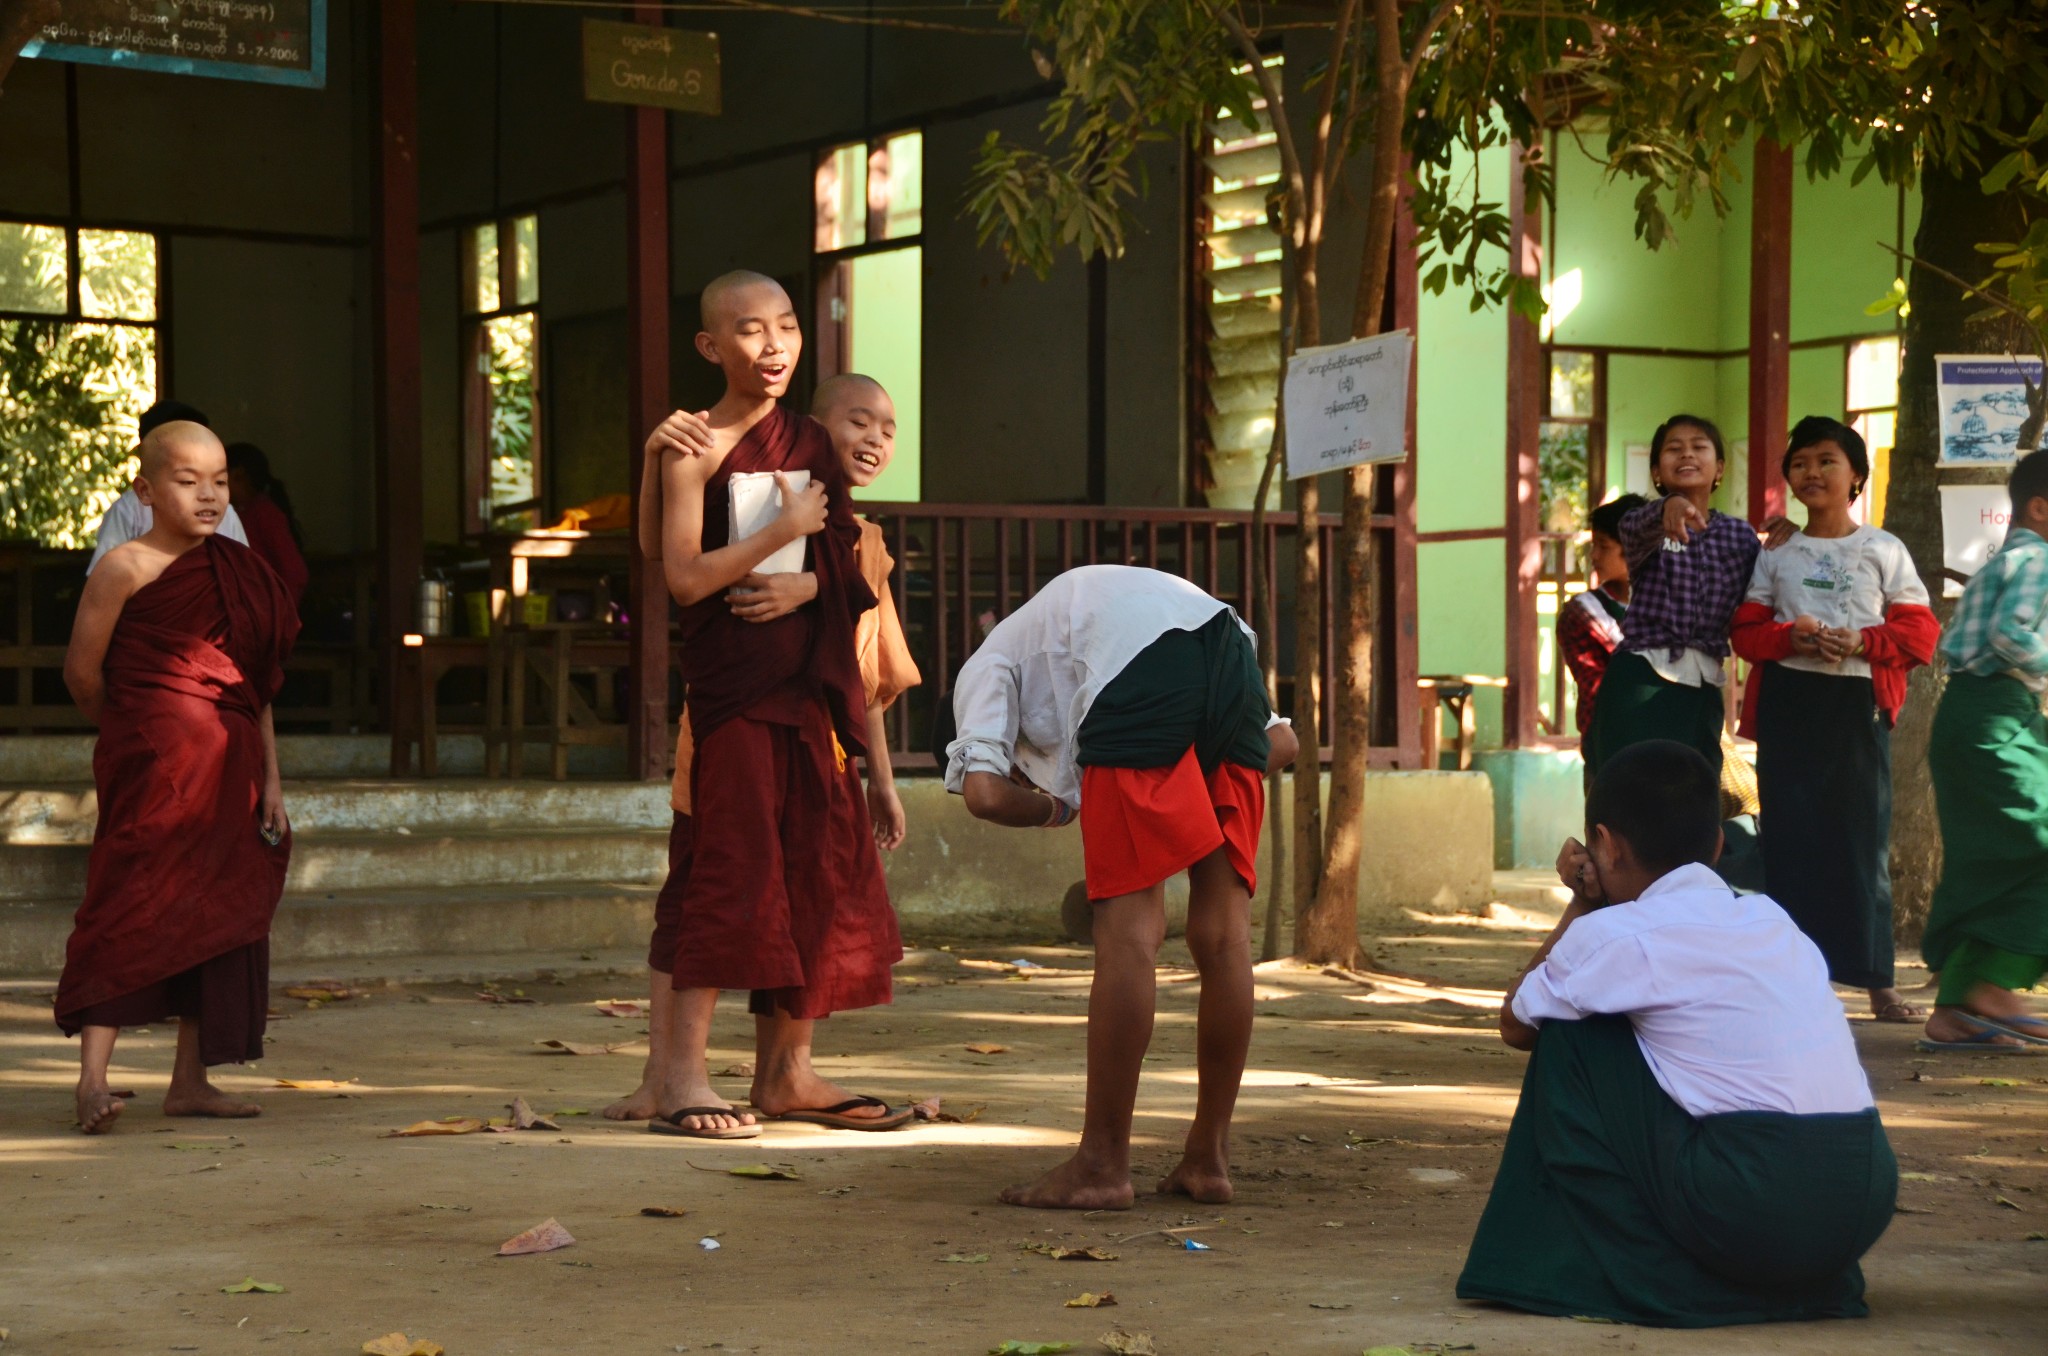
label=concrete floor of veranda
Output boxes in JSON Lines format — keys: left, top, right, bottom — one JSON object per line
{"left": 1, "top": 901, "right": 2043, "bottom": 1356}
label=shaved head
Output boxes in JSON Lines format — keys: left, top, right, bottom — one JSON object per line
{"left": 699, "top": 270, "right": 789, "bottom": 332}
{"left": 138, "top": 420, "right": 225, "bottom": 480}
{"left": 811, "top": 372, "right": 886, "bottom": 420}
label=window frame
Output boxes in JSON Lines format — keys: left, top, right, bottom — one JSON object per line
{"left": 810, "top": 129, "right": 925, "bottom": 386}
{"left": 459, "top": 213, "right": 544, "bottom": 539}
{"left": 0, "top": 215, "right": 166, "bottom": 388}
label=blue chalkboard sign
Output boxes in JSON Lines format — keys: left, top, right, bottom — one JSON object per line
{"left": 24, "top": 0, "right": 327, "bottom": 89}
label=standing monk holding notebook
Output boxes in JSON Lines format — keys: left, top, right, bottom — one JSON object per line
{"left": 56, "top": 421, "right": 298, "bottom": 1133}
{"left": 632, "top": 271, "right": 905, "bottom": 1138}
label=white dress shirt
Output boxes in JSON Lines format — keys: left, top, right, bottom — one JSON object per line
{"left": 1744, "top": 525, "right": 1929, "bottom": 680}
{"left": 944, "top": 565, "right": 1278, "bottom": 809}
{"left": 87, "top": 489, "right": 247, "bottom": 573}
{"left": 1512, "top": 863, "right": 1875, "bottom": 1118}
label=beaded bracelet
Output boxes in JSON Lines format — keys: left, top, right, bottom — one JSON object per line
{"left": 1040, "top": 794, "right": 1076, "bottom": 828}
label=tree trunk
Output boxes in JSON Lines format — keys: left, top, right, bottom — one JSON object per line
{"left": 1884, "top": 159, "right": 2026, "bottom": 942}
{"left": 1292, "top": 453, "right": 1325, "bottom": 942}
{"left": 1295, "top": 0, "right": 1405, "bottom": 966}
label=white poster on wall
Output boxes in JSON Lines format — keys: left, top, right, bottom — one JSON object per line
{"left": 1941, "top": 483, "right": 2013, "bottom": 598}
{"left": 1284, "top": 330, "right": 1414, "bottom": 479}
{"left": 1937, "top": 354, "right": 2044, "bottom": 467}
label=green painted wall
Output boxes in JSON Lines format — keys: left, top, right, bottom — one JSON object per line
{"left": 1549, "top": 139, "right": 1727, "bottom": 354}
{"left": 847, "top": 246, "right": 924, "bottom": 502}
{"left": 1416, "top": 538, "right": 1508, "bottom": 748}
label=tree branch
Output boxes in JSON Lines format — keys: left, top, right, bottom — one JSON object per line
{"left": 1218, "top": 4, "right": 1310, "bottom": 246}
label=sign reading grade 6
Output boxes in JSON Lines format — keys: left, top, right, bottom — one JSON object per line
{"left": 582, "top": 20, "right": 719, "bottom": 116}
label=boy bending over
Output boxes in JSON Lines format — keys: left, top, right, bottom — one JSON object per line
{"left": 947, "top": 566, "right": 1298, "bottom": 1209}
{"left": 1457, "top": 740, "right": 1896, "bottom": 1327}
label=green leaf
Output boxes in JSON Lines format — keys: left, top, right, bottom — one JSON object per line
{"left": 1983, "top": 151, "right": 2027, "bottom": 195}
{"left": 220, "top": 1278, "right": 284, "bottom": 1294}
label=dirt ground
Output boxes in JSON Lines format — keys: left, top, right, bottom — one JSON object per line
{"left": 2, "top": 903, "right": 2043, "bottom": 1356}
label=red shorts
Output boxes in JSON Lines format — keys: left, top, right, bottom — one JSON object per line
{"left": 1079, "top": 747, "right": 1265, "bottom": 901}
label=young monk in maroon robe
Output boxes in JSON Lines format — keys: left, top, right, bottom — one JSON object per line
{"left": 620, "top": 271, "right": 905, "bottom": 1139}
{"left": 607, "top": 371, "right": 918, "bottom": 1124}
{"left": 57, "top": 421, "right": 298, "bottom": 1133}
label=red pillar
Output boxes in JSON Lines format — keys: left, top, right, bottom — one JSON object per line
{"left": 1390, "top": 172, "right": 1423, "bottom": 768}
{"left": 624, "top": 2, "right": 673, "bottom": 781}
{"left": 1747, "top": 138, "right": 1793, "bottom": 524}
{"left": 1502, "top": 144, "right": 1543, "bottom": 748}
{"left": 373, "top": 0, "right": 422, "bottom": 773}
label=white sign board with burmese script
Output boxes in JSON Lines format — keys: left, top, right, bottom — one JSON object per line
{"left": 1941, "top": 483, "right": 2012, "bottom": 598}
{"left": 1284, "top": 330, "right": 1413, "bottom": 478}
{"left": 581, "top": 20, "right": 720, "bottom": 116}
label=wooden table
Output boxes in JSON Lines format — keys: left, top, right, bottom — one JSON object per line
{"left": 1418, "top": 673, "right": 1510, "bottom": 770}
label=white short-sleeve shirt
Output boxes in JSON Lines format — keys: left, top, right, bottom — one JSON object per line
{"left": 943, "top": 565, "right": 1279, "bottom": 809}
{"left": 1512, "top": 863, "right": 1875, "bottom": 1118}
{"left": 1743, "top": 525, "right": 1929, "bottom": 680}
{"left": 87, "top": 488, "right": 247, "bottom": 573}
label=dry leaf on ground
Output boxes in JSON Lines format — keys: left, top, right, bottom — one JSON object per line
{"left": 714, "top": 1063, "right": 755, "bottom": 1078}
{"left": 283, "top": 981, "right": 360, "bottom": 1001}
{"left": 384, "top": 1118, "right": 488, "bottom": 1138}
{"left": 1099, "top": 1330, "right": 1156, "bottom": 1356}
{"left": 940, "top": 1253, "right": 990, "bottom": 1264}
{"left": 910, "top": 1095, "right": 983, "bottom": 1124}
{"left": 639, "top": 1206, "right": 687, "bottom": 1218}
{"left": 507, "top": 1097, "right": 561, "bottom": 1131}
{"left": 361, "top": 1335, "right": 444, "bottom": 1356}
{"left": 989, "top": 1344, "right": 1075, "bottom": 1356}
{"left": 535, "top": 1039, "right": 620, "bottom": 1056}
{"left": 219, "top": 1279, "right": 284, "bottom": 1294}
{"left": 1022, "top": 1243, "right": 1118, "bottom": 1262}
{"left": 594, "top": 1001, "right": 646, "bottom": 1018}
{"left": 705, "top": 1163, "right": 801, "bottom": 1181}
{"left": 476, "top": 988, "right": 536, "bottom": 1004}
{"left": 274, "top": 1078, "right": 357, "bottom": 1090}
{"left": 965, "top": 1043, "right": 1010, "bottom": 1055}
{"left": 497, "top": 1217, "right": 576, "bottom": 1256}
{"left": 1065, "top": 1292, "right": 1116, "bottom": 1308}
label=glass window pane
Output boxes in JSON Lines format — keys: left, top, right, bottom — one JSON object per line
{"left": 511, "top": 215, "right": 539, "bottom": 307}
{"left": 1847, "top": 336, "right": 1899, "bottom": 412}
{"left": 469, "top": 222, "right": 500, "bottom": 313}
{"left": 844, "top": 246, "right": 922, "bottom": 501}
{"left": 877, "top": 131, "right": 922, "bottom": 240}
{"left": 1539, "top": 421, "right": 1591, "bottom": 531}
{"left": 484, "top": 312, "right": 539, "bottom": 527}
{"left": 814, "top": 143, "right": 867, "bottom": 252}
{"left": 78, "top": 229, "right": 157, "bottom": 321}
{"left": 0, "top": 319, "right": 158, "bottom": 546}
{"left": 0, "top": 222, "right": 69, "bottom": 314}
{"left": 1547, "top": 350, "right": 1594, "bottom": 418}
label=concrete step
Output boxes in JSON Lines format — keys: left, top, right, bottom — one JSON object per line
{"left": 0, "top": 826, "right": 667, "bottom": 901}
{"left": 0, "top": 733, "right": 626, "bottom": 783}
{"left": 1, "top": 883, "right": 659, "bottom": 975}
{"left": 0, "top": 778, "right": 671, "bottom": 844}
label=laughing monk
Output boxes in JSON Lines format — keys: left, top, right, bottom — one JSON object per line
{"left": 627, "top": 271, "right": 906, "bottom": 1139}
{"left": 608, "top": 371, "right": 919, "bottom": 1123}
{"left": 56, "top": 421, "right": 298, "bottom": 1133}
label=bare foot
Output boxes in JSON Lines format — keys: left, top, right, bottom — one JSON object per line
{"left": 999, "top": 1153, "right": 1135, "bottom": 1211}
{"left": 75, "top": 1083, "right": 125, "bottom": 1134}
{"left": 1157, "top": 1157, "right": 1233, "bottom": 1205}
{"left": 653, "top": 1105, "right": 757, "bottom": 1133}
{"left": 1869, "top": 987, "right": 1923, "bottom": 1022}
{"left": 162, "top": 1081, "right": 262, "bottom": 1118}
{"left": 604, "top": 1074, "right": 686, "bottom": 1122}
{"left": 751, "top": 1068, "right": 892, "bottom": 1123}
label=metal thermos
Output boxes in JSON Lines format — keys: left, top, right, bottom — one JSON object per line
{"left": 417, "top": 579, "right": 450, "bottom": 637}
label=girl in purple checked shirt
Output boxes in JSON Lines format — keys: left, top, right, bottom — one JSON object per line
{"left": 1585, "top": 414, "right": 1764, "bottom": 781}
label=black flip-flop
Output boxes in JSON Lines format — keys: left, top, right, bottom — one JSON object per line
{"left": 647, "top": 1106, "right": 763, "bottom": 1139}
{"left": 771, "top": 1096, "right": 914, "bottom": 1132}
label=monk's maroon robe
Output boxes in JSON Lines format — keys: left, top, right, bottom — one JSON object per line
{"left": 56, "top": 537, "right": 299, "bottom": 1065}
{"left": 666, "top": 406, "right": 901, "bottom": 1018}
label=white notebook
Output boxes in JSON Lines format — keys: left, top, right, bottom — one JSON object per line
{"left": 727, "top": 470, "right": 811, "bottom": 575}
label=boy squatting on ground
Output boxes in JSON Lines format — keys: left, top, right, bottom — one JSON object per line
{"left": 605, "top": 271, "right": 904, "bottom": 1140}
{"left": 608, "top": 368, "right": 920, "bottom": 1130}
{"left": 56, "top": 422, "right": 299, "bottom": 1133}
{"left": 944, "top": 565, "right": 1300, "bottom": 1210}
{"left": 1457, "top": 739, "right": 1897, "bottom": 1327}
